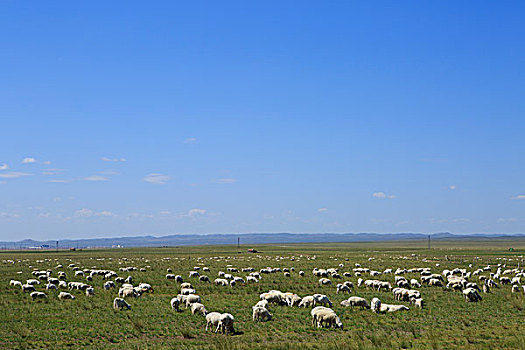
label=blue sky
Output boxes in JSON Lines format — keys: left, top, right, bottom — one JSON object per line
{"left": 1, "top": 1, "right": 524, "bottom": 240}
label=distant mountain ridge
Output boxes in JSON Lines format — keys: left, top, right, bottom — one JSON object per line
{"left": 1, "top": 232, "right": 524, "bottom": 249}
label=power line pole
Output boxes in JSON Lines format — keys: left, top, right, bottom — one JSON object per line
{"left": 428, "top": 235, "right": 431, "bottom": 250}
{"left": 237, "top": 236, "right": 240, "bottom": 249}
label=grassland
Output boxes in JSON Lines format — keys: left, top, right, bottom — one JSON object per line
{"left": 1, "top": 240, "right": 525, "bottom": 349}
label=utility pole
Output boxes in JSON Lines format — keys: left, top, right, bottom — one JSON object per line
{"left": 56, "top": 241, "right": 59, "bottom": 252}
{"left": 237, "top": 236, "right": 240, "bottom": 249}
{"left": 428, "top": 235, "right": 431, "bottom": 250}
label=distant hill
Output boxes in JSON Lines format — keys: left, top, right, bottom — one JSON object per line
{"left": 1, "top": 232, "right": 524, "bottom": 249}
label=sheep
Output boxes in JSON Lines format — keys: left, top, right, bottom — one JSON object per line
{"left": 113, "top": 297, "right": 131, "bottom": 310}
{"left": 255, "top": 300, "right": 269, "bottom": 309}
{"left": 138, "top": 283, "right": 154, "bottom": 293}
{"left": 46, "top": 283, "right": 58, "bottom": 290}
{"left": 205, "top": 312, "right": 222, "bottom": 332}
{"left": 22, "top": 284, "right": 36, "bottom": 292}
{"left": 217, "top": 313, "right": 235, "bottom": 334}
{"left": 180, "top": 282, "right": 193, "bottom": 289}
{"left": 252, "top": 306, "right": 272, "bottom": 321}
{"left": 170, "top": 297, "right": 181, "bottom": 311}
{"left": 119, "top": 288, "right": 138, "bottom": 298}
{"left": 180, "top": 288, "right": 196, "bottom": 295}
{"left": 315, "top": 309, "right": 343, "bottom": 329}
{"left": 184, "top": 294, "right": 201, "bottom": 307}
{"left": 342, "top": 296, "right": 370, "bottom": 309}
{"left": 336, "top": 283, "right": 351, "bottom": 294}
{"left": 166, "top": 274, "right": 176, "bottom": 280}
{"left": 299, "top": 271, "right": 305, "bottom": 277}
{"left": 104, "top": 281, "right": 116, "bottom": 290}
{"left": 319, "top": 278, "right": 332, "bottom": 286}
{"left": 10, "top": 280, "right": 22, "bottom": 287}
{"left": 463, "top": 288, "right": 482, "bottom": 302}
{"left": 313, "top": 294, "right": 332, "bottom": 307}
{"left": 412, "top": 298, "right": 424, "bottom": 308}
{"left": 371, "top": 298, "right": 409, "bottom": 313}
{"left": 298, "top": 296, "right": 315, "bottom": 308}
{"left": 85, "top": 287, "right": 95, "bottom": 296}
{"left": 30, "top": 292, "right": 47, "bottom": 301}
{"left": 189, "top": 271, "right": 200, "bottom": 278}
{"left": 410, "top": 279, "right": 421, "bottom": 288}
{"left": 26, "top": 279, "right": 40, "bottom": 285}
{"left": 199, "top": 275, "right": 210, "bottom": 283}
{"left": 511, "top": 285, "right": 520, "bottom": 293}
{"left": 191, "top": 302, "right": 207, "bottom": 316}
{"left": 214, "top": 278, "right": 228, "bottom": 286}
{"left": 260, "top": 292, "right": 285, "bottom": 305}
{"left": 58, "top": 292, "right": 75, "bottom": 300}
{"left": 482, "top": 284, "right": 490, "bottom": 293}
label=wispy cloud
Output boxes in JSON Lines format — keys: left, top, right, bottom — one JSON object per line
{"left": 0, "top": 212, "right": 21, "bottom": 218}
{"left": 214, "top": 178, "right": 237, "bottom": 184}
{"left": 188, "top": 208, "right": 206, "bottom": 216}
{"left": 430, "top": 217, "right": 471, "bottom": 224}
{"left": 511, "top": 194, "right": 525, "bottom": 200}
{"left": 144, "top": 173, "right": 170, "bottom": 185}
{"left": 184, "top": 138, "right": 197, "bottom": 144}
{"left": 497, "top": 217, "right": 519, "bottom": 223}
{"left": 0, "top": 172, "right": 32, "bottom": 179}
{"left": 0, "top": 164, "right": 8, "bottom": 170}
{"left": 42, "top": 160, "right": 51, "bottom": 165}
{"left": 75, "top": 208, "right": 116, "bottom": 218}
{"left": 449, "top": 185, "right": 456, "bottom": 190}
{"left": 21, "top": 157, "right": 37, "bottom": 164}
{"left": 42, "top": 168, "right": 64, "bottom": 176}
{"left": 48, "top": 179, "right": 71, "bottom": 183}
{"left": 83, "top": 175, "right": 109, "bottom": 182}
{"left": 372, "top": 192, "right": 396, "bottom": 199}
{"left": 318, "top": 208, "right": 328, "bottom": 212}
{"left": 101, "top": 157, "right": 126, "bottom": 162}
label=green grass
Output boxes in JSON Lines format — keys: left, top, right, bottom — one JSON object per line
{"left": 1, "top": 240, "right": 524, "bottom": 349}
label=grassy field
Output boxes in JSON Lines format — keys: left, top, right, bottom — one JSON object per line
{"left": 1, "top": 240, "right": 525, "bottom": 349}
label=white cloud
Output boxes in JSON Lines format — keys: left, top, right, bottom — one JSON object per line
{"left": 430, "top": 217, "right": 471, "bottom": 224}
{"left": 48, "top": 179, "right": 71, "bottom": 183}
{"left": 22, "top": 157, "right": 37, "bottom": 164}
{"left": 42, "top": 161, "right": 51, "bottom": 165}
{"left": 184, "top": 137, "right": 198, "bottom": 144}
{"left": 75, "top": 208, "right": 115, "bottom": 218}
{"left": 214, "top": 178, "right": 237, "bottom": 184}
{"left": 159, "top": 211, "right": 172, "bottom": 215}
{"left": 372, "top": 192, "right": 396, "bottom": 199}
{"left": 144, "top": 173, "right": 170, "bottom": 185}
{"left": 318, "top": 208, "right": 328, "bottom": 212}
{"left": 188, "top": 208, "right": 206, "bottom": 216}
{"left": 0, "top": 172, "right": 32, "bottom": 179}
{"left": 83, "top": 175, "right": 109, "bottom": 181}
{"left": 0, "top": 164, "right": 8, "bottom": 170}
{"left": 449, "top": 185, "right": 456, "bottom": 190}
{"left": 511, "top": 194, "right": 525, "bottom": 200}
{"left": 497, "top": 217, "right": 518, "bottom": 223}
{"left": 95, "top": 210, "right": 116, "bottom": 217}
{"left": 0, "top": 212, "right": 21, "bottom": 218}
{"left": 75, "top": 208, "right": 94, "bottom": 217}
{"left": 0, "top": 181, "right": 6, "bottom": 185}
{"left": 101, "top": 157, "right": 126, "bottom": 162}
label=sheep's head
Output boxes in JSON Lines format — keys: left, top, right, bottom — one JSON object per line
{"left": 371, "top": 297, "right": 381, "bottom": 312}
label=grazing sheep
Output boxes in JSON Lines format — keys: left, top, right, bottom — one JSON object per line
{"left": 180, "top": 288, "right": 196, "bottom": 295}
{"left": 371, "top": 298, "right": 409, "bottom": 313}
{"left": 299, "top": 271, "right": 305, "bottom": 277}
{"left": 119, "top": 288, "right": 138, "bottom": 298}
{"left": 184, "top": 294, "right": 201, "bottom": 307}
{"left": 175, "top": 275, "right": 184, "bottom": 283}
{"left": 199, "top": 275, "right": 210, "bottom": 283}
{"left": 30, "top": 292, "right": 47, "bottom": 301}
{"left": 315, "top": 309, "right": 343, "bottom": 329}
{"left": 113, "top": 297, "right": 131, "bottom": 310}
{"left": 319, "top": 278, "right": 332, "bottom": 286}
{"left": 511, "top": 285, "right": 520, "bottom": 293}
{"left": 298, "top": 295, "right": 315, "bottom": 308}
{"left": 166, "top": 274, "right": 176, "bottom": 280}
{"left": 189, "top": 271, "right": 200, "bottom": 278}
{"left": 336, "top": 283, "right": 351, "bottom": 294}
{"left": 180, "top": 282, "right": 193, "bottom": 289}
{"left": 104, "top": 281, "right": 116, "bottom": 290}
{"left": 463, "top": 288, "right": 482, "bottom": 302}
{"left": 260, "top": 292, "right": 285, "bottom": 305}
{"left": 10, "top": 280, "right": 22, "bottom": 287}
{"left": 170, "top": 297, "right": 181, "bottom": 311}
{"left": 58, "top": 292, "right": 75, "bottom": 300}
{"left": 343, "top": 296, "right": 370, "bottom": 309}
{"left": 410, "top": 279, "right": 421, "bottom": 288}
{"left": 214, "top": 278, "right": 228, "bottom": 286}
{"left": 252, "top": 306, "right": 272, "bottom": 321}
{"left": 26, "top": 279, "right": 40, "bottom": 285}
{"left": 22, "top": 284, "right": 36, "bottom": 292}
{"left": 412, "top": 298, "right": 424, "bottom": 308}
{"left": 85, "top": 287, "right": 95, "bottom": 296}
{"left": 313, "top": 294, "right": 332, "bottom": 307}
{"left": 191, "top": 302, "right": 207, "bottom": 316}
{"left": 217, "top": 313, "right": 235, "bottom": 334}
{"left": 482, "top": 284, "right": 490, "bottom": 293}
{"left": 138, "top": 283, "right": 154, "bottom": 293}
{"left": 46, "top": 283, "right": 58, "bottom": 290}
{"left": 255, "top": 300, "right": 269, "bottom": 309}
{"left": 205, "top": 312, "right": 222, "bottom": 332}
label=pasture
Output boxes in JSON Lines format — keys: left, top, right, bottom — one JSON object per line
{"left": 1, "top": 240, "right": 525, "bottom": 349}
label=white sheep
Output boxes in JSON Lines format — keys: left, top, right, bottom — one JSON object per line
{"left": 46, "top": 283, "right": 58, "bottom": 290}
{"left": 371, "top": 297, "right": 409, "bottom": 313}
{"left": 10, "top": 280, "right": 22, "bottom": 287}
{"left": 58, "top": 292, "right": 75, "bottom": 300}
{"left": 30, "top": 292, "right": 47, "bottom": 301}
{"left": 205, "top": 312, "right": 222, "bottom": 332}
{"left": 104, "top": 281, "right": 116, "bottom": 290}
{"left": 313, "top": 294, "right": 332, "bottom": 307}
{"left": 217, "top": 313, "right": 235, "bottom": 334}
{"left": 85, "top": 287, "right": 95, "bottom": 296}
{"left": 298, "top": 295, "right": 315, "bottom": 308}
{"left": 463, "top": 288, "right": 482, "bottom": 302}
{"left": 336, "top": 283, "right": 351, "bottom": 294}
{"left": 342, "top": 296, "right": 370, "bottom": 309}
{"left": 184, "top": 294, "right": 201, "bottom": 307}
{"left": 255, "top": 299, "right": 269, "bottom": 309}
{"left": 113, "top": 297, "right": 131, "bottom": 310}
{"left": 22, "top": 284, "right": 36, "bottom": 292}
{"left": 252, "top": 306, "right": 272, "bottom": 321}
{"left": 170, "top": 297, "right": 181, "bottom": 311}
{"left": 315, "top": 308, "right": 343, "bottom": 329}
{"left": 191, "top": 302, "right": 207, "bottom": 316}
